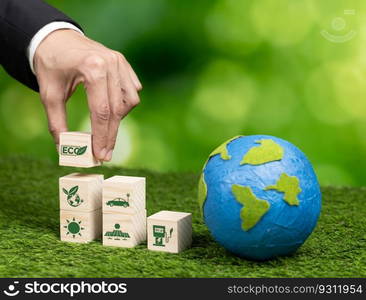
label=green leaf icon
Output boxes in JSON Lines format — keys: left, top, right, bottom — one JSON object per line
{"left": 62, "top": 188, "right": 69, "bottom": 195}
{"left": 76, "top": 146, "right": 87, "bottom": 155}
{"left": 68, "top": 186, "right": 79, "bottom": 197}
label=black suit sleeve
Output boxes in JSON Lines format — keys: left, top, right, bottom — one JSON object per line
{"left": 0, "top": 0, "right": 82, "bottom": 91}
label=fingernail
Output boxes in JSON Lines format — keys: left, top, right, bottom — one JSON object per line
{"left": 98, "top": 148, "right": 107, "bottom": 160}
{"left": 105, "top": 150, "right": 113, "bottom": 162}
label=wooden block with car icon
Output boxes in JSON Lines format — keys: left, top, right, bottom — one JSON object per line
{"left": 102, "top": 175, "right": 145, "bottom": 215}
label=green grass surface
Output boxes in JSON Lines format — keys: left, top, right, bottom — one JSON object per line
{"left": 0, "top": 156, "right": 365, "bottom": 278}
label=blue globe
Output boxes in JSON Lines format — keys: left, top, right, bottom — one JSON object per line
{"left": 198, "top": 135, "right": 321, "bottom": 260}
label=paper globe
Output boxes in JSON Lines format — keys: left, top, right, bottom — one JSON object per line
{"left": 198, "top": 135, "right": 321, "bottom": 260}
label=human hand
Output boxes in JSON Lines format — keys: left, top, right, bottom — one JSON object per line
{"left": 34, "top": 29, "right": 142, "bottom": 161}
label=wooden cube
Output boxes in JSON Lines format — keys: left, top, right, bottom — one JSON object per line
{"left": 59, "top": 173, "right": 103, "bottom": 212}
{"left": 102, "top": 210, "right": 146, "bottom": 248}
{"left": 147, "top": 211, "right": 192, "bottom": 253}
{"left": 59, "top": 132, "right": 101, "bottom": 168}
{"left": 103, "top": 176, "right": 145, "bottom": 215}
{"left": 60, "top": 209, "right": 102, "bottom": 243}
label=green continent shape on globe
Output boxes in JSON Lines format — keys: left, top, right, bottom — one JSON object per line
{"left": 265, "top": 173, "right": 301, "bottom": 206}
{"left": 198, "top": 172, "right": 208, "bottom": 218}
{"left": 209, "top": 135, "right": 243, "bottom": 161}
{"left": 232, "top": 184, "right": 270, "bottom": 231}
{"left": 240, "top": 139, "right": 284, "bottom": 165}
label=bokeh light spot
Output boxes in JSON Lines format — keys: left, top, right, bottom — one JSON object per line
{"left": 247, "top": 78, "right": 296, "bottom": 131}
{"left": 206, "top": 0, "right": 262, "bottom": 55}
{"left": 305, "top": 63, "right": 354, "bottom": 125}
{"left": 0, "top": 87, "right": 45, "bottom": 140}
{"left": 306, "top": 61, "right": 366, "bottom": 125}
{"left": 187, "top": 60, "right": 256, "bottom": 144}
{"left": 251, "top": 0, "right": 316, "bottom": 46}
{"left": 129, "top": 127, "right": 175, "bottom": 171}
{"left": 332, "top": 62, "right": 366, "bottom": 120}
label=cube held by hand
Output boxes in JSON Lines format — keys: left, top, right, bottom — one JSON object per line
{"left": 59, "top": 132, "right": 101, "bottom": 168}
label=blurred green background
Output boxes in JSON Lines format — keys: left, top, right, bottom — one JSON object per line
{"left": 1, "top": 0, "right": 366, "bottom": 186}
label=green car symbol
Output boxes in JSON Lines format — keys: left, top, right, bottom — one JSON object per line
{"left": 106, "top": 195, "right": 130, "bottom": 208}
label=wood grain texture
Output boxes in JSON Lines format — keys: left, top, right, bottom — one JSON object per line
{"left": 103, "top": 176, "right": 145, "bottom": 215}
{"left": 147, "top": 211, "right": 192, "bottom": 253}
{"left": 59, "top": 132, "right": 101, "bottom": 168}
{"left": 60, "top": 209, "right": 102, "bottom": 243}
{"left": 102, "top": 209, "right": 146, "bottom": 248}
{"left": 59, "top": 173, "right": 103, "bottom": 212}
{"left": 177, "top": 214, "right": 192, "bottom": 252}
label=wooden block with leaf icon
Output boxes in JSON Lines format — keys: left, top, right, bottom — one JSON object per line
{"left": 147, "top": 211, "right": 192, "bottom": 253}
{"left": 59, "top": 173, "right": 103, "bottom": 211}
{"left": 59, "top": 132, "right": 101, "bottom": 167}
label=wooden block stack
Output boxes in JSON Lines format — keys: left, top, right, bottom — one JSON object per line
{"left": 58, "top": 132, "right": 193, "bottom": 252}
{"left": 59, "top": 173, "right": 103, "bottom": 243}
{"left": 59, "top": 132, "right": 102, "bottom": 243}
{"left": 147, "top": 211, "right": 192, "bottom": 253}
{"left": 102, "top": 176, "right": 146, "bottom": 248}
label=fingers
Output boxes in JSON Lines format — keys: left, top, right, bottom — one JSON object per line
{"left": 127, "top": 62, "right": 142, "bottom": 91}
{"left": 104, "top": 55, "right": 141, "bottom": 161}
{"left": 105, "top": 56, "right": 125, "bottom": 161}
{"left": 82, "top": 53, "right": 141, "bottom": 162}
{"left": 39, "top": 84, "right": 68, "bottom": 150}
{"left": 83, "top": 55, "right": 110, "bottom": 161}
{"left": 119, "top": 58, "right": 141, "bottom": 110}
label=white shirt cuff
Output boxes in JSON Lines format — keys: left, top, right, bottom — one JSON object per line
{"left": 27, "top": 21, "right": 84, "bottom": 75}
